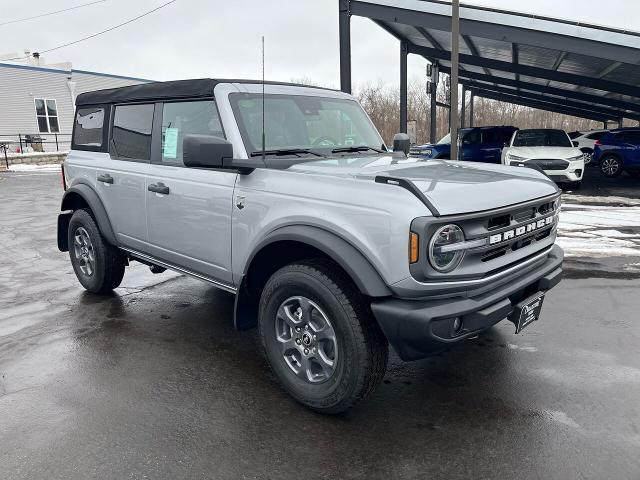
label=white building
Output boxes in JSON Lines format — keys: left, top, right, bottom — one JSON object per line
{"left": 0, "top": 58, "right": 148, "bottom": 152}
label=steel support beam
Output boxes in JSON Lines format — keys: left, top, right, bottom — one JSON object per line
{"left": 450, "top": 0, "right": 460, "bottom": 160}
{"left": 469, "top": 92, "right": 474, "bottom": 127}
{"left": 339, "top": 0, "right": 351, "bottom": 94}
{"left": 460, "top": 81, "right": 631, "bottom": 120}
{"left": 400, "top": 41, "right": 408, "bottom": 133}
{"left": 430, "top": 77, "right": 437, "bottom": 142}
{"left": 406, "top": 43, "right": 638, "bottom": 98}
{"left": 468, "top": 87, "right": 610, "bottom": 122}
{"left": 437, "top": 66, "right": 640, "bottom": 115}
{"left": 460, "top": 86, "right": 466, "bottom": 128}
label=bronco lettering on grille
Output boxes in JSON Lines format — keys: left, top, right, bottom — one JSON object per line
{"left": 489, "top": 216, "right": 555, "bottom": 245}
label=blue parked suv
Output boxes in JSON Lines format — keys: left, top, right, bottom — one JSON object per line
{"left": 409, "top": 126, "right": 517, "bottom": 163}
{"left": 594, "top": 128, "right": 640, "bottom": 178}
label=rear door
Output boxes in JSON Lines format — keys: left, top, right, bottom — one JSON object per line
{"left": 621, "top": 130, "right": 640, "bottom": 165}
{"left": 95, "top": 103, "right": 153, "bottom": 250}
{"left": 460, "top": 129, "right": 481, "bottom": 161}
{"left": 480, "top": 128, "right": 508, "bottom": 163}
{"left": 145, "top": 99, "right": 236, "bottom": 285}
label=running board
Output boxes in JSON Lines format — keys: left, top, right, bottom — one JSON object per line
{"left": 119, "top": 247, "right": 237, "bottom": 294}
{"left": 374, "top": 175, "right": 441, "bottom": 217}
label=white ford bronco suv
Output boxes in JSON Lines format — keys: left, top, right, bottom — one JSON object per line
{"left": 58, "top": 79, "right": 563, "bottom": 413}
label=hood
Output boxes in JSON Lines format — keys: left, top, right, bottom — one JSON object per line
{"left": 507, "top": 146, "right": 582, "bottom": 159}
{"left": 289, "top": 155, "right": 558, "bottom": 216}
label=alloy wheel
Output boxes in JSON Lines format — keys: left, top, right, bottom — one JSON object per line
{"left": 274, "top": 296, "right": 338, "bottom": 383}
{"left": 73, "top": 226, "right": 95, "bottom": 276}
{"left": 601, "top": 157, "right": 620, "bottom": 176}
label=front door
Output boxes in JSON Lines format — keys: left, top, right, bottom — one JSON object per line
{"left": 95, "top": 103, "right": 154, "bottom": 250}
{"left": 145, "top": 99, "right": 236, "bottom": 285}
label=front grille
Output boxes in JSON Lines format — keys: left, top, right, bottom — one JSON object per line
{"left": 528, "top": 159, "right": 569, "bottom": 170}
{"left": 409, "top": 194, "right": 560, "bottom": 283}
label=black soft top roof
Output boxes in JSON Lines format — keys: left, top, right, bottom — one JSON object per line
{"left": 75, "top": 78, "right": 337, "bottom": 106}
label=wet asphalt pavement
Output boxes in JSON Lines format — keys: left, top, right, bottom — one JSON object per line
{"left": 1, "top": 171, "right": 639, "bottom": 480}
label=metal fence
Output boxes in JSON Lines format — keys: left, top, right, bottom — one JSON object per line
{"left": 0, "top": 133, "right": 71, "bottom": 168}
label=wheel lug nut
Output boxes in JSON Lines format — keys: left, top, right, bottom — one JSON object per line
{"left": 304, "top": 348, "right": 309, "bottom": 355}
{"left": 296, "top": 327, "right": 301, "bottom": 332}
{"left": 295, "top": 338, "right": 301, "bottom": 345}
{"left": 305, "top": 325, "right": 309, "bottom": 330}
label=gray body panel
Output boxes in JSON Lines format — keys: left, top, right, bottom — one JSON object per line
{"left": 145, "top": 164, "right": 236, "bottom": 284}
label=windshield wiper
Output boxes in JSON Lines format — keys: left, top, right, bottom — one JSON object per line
{"left": 331, "top": 145, "right": 386, "bottom": 154}
{"left": 249, "top": 148, "right": 325, "bottom": 158}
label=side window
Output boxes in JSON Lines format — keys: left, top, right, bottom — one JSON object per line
{"left": 110, "top": 104, "right": 154, "bottom": 161}
{"left": 73, "top": 107, "right": 105, "bottom": 148}
{"left": 160, "top": 100, "right": 224, "bottom": 165}
{"left": 587, "top": 131, "right": 606, "bottom": 140}
{"left": 462, "top": 129, "right": 480, "bottom": 145}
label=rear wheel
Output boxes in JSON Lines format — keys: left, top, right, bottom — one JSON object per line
{"left": 600, "top": 155, "right": 622, "bottom": 177}
{"left": 68, "top": 209, "right": 125, "bottom": 293}
{"left": 258, "top": 259, "right": 388, "bottom": 414}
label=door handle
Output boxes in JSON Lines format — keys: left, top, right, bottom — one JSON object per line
{"left": 148, "top": 183, "right": 170, "bottom": 195}
{"left": 97, "top": 173, "right": 114, "bottom": 184}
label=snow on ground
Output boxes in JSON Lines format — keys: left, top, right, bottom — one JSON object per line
{"left": 557, "top": 200, "right": 640, "bottom": 258}
{"left": 7, "top": 163, "right": 61, "bottom": 172}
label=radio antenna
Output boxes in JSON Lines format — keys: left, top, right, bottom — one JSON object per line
{"left": 261, "top": 35, "right": 265, "bottom": 163}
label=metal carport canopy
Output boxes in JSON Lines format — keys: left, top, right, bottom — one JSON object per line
{"left": 339, "top": 0, "right": 640, "bottom": 125}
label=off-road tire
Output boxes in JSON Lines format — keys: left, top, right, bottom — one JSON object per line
{"left": 258, "top": 259, "right": 388, "bottom": 414}
{"left": 68, "top": 209, "right": 125, "bottom": 293}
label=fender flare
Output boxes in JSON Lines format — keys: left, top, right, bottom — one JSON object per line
{"left": 243, "top": 225, "right": 392, "bottom": 298}
{"left": 60, "top": 184, "right": 117, "bottom": 246}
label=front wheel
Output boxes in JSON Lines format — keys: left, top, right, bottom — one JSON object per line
{"left": 258, "top": 259, "right": 388, "bottom": 414}
{"left": 68, "top": 209, "right": 126, "bottom": 293}
{"left": 600, "top": 155, "right": 622, "bottom": 177}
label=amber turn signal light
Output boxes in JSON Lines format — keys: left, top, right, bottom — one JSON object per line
{"left": 409, "top": 232, "right": 419, "bottom": 264}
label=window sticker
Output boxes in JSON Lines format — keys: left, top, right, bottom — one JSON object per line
{"left": 163, "top": 128, "right": 179, "bottom": 159}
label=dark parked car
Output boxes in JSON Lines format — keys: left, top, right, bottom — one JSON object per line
{"left": 409, "top": 126, "right": 517, "bottom": 163}
{"left": 593, "top": 128, "right": 640, "bottom": 177}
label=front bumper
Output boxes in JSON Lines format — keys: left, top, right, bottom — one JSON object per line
{"left": 371, "top": 245, "right": 563, "bottom": 361}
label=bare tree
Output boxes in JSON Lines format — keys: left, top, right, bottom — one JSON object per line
{"left": 292, "top": 76, "right": 607, "bottom": 146}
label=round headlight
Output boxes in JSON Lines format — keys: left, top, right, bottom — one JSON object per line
{"left": 428, "top": 224, "right": 465, "bottom": 272}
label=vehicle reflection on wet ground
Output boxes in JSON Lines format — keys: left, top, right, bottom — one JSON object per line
{"left": 1, "top": 171, "right": 639, "bottom": 480}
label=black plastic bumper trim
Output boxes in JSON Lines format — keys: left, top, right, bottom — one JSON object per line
{"left": 371, "top": 248, "right": 563, "bottom": 361}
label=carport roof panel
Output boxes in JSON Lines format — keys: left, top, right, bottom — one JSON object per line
{"left": 351, "top": 0, "right": 640, "bottom": 118}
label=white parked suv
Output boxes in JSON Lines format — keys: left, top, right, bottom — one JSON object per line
{"left": 57, "top": 79, "right": 564, "bottom": 413}
{"left": 502, "top": 128, "right": 585, "bottom": 188}
{"left": 568, "top": 129, "right": 608, "bottom": 164}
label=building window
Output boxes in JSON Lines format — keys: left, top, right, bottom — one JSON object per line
{"left": 34, "top": 98, "right": 60, "bottom": 133}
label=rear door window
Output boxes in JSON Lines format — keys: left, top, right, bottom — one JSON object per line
{"left": 110, "top": 104, "right": 154, "bottom": 161}
{"left": 159, "top": 100, "right": 224, "bottom": 166}
{"left": 73, "top": 107, "right": 105, "bottom": 149}
{"left": 462, "top": 129, "right": 480, "bottom": 145}
{"left": 586, "top": 131, "right": 606, "bottom": 140}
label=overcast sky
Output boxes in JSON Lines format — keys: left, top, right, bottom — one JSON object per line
{"left": 2, "top": 0, "right": 639, "bottom": 87}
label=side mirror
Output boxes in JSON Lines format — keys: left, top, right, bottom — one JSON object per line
{"left": 183, "top": 134, "right": 233, "bottom": 168}
{"left": 572, "top": 141, "right": 579, "bottom": 147}
{"left": 393, "top": 133, "right": 410, "bottom": 156}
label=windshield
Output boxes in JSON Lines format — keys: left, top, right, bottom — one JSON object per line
{"left": 512, "top": 129, "right": 572, "bottom": 147}
{"left": 436, "top": 133, "right": 451, "bottom": 145}
{"left": 229, "top": 93, "right": 385, "bottom": 156}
